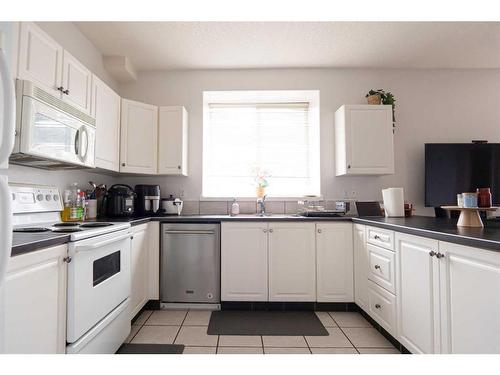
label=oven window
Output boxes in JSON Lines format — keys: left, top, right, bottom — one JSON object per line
{"left": 93, "top": 251, "right": 121, "bottom": 287}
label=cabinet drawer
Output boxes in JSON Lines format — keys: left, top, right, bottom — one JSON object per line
{"left": 368, "top": 280, "right": 396, "bottom": 337}
{"left": 367, "top": 243, "right": 395, "bottom": 293}
{"left": 366, "top": 226, "right": 394, "bottom": 251}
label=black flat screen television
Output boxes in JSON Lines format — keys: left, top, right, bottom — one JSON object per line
{"left": 425, "top": 143, "right": 500, "bottom": 207}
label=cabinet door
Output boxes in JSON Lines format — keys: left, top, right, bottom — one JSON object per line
{"left": 17, "top": 22, "right": 63, "bottom": 96}
{"left": 316, "top": 222, "right": 354, "bottom": 302}
{"left": 120, "top": 99, "right": 158, "bottom": 174}
{"left": 269, "top": 222, "right": 316, "bottom": 301}
{"left": 61, "top": 51, "right": 92, "bottom": 114}
{"left": 4, "top": 244, "right": 67, "bottom": 353}
{"left": 92, "top": 75, "right": 121, "bottom": 171}
{"left": 130, "top": 224, "right": 149, "bottom": 319}
{"left": 147, "top": 221, "right": 160, "bottom": 300}
{"left": 395, "top": 233, "right": 440, "bottom": 354}
{"left": 158, "top": 106, "right": 188, "bottom": 176}
{"left": 347, "top": 105, "right": 393, "bottom": 174}
{"left": 353, "top": 224, "right": 369, "bottom": 310}
{"left": 221, "top": 222, "right": 268, "bottom": 301}
{"left": 439, "top": 241, "right": 500, "bottom": 354}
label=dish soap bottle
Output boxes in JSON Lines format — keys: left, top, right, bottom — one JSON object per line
{"left": 61, "top": 182, "right": 81, "bottom": 222}
{"left": 230, "top": 199, "right": 240, "bottom": 216}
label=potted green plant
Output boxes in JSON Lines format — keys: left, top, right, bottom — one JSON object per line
{"left": 365, "top": 89, "right": 396, "bottom": 123}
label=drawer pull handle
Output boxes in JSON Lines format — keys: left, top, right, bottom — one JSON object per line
{"left": 269, "top": 229, "right": 274, "bottom": 233}
{"left": 63, "top": 256, "right": 72, "bottom": 263}
{"left": 436, "top": 252, "right": 445, "bottom": 259}
{"left": 374, "top": 235, "right": 380, "bottom": 239}
{"left": 375, "top": 304, "right": 381, "bottom": 309}
{"left": 429, "top": 251, "right": 436, "bottom": 257}
{"left": 263, "top": 229, "right": 267, "bottom": 233}
{"left": 317, "top": 229, "right": 322, "bottom": 233}
{"left": 374, "top": 264, "right": 381, "bottom": 270}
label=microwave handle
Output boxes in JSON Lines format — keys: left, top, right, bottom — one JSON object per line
{"left": 79, "top": 126, "right": 89, "bottom": 161}
{"left": 75, "top": 233, "right": 132, "bottom": 253}
{"left": 74, "top": 129, "right": 80, "bottom": 156}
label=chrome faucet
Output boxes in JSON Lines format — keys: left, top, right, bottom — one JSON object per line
{"left": 257, "top": 195, "right": 267, "bottom": 216}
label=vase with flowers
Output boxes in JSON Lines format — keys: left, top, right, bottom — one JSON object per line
{"left": 252, "top": 167, "right": 270, "bottom": 198}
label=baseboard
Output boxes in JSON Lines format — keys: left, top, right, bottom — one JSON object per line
{"left": 220, "top": 301, "right": 357, "bottom": 311}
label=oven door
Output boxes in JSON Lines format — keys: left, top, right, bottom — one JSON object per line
{"left": 19, "top": 95, "right": 95, "bottom": 168}
{"left": 67, "top": 229, "right": 131, "bottom": 343}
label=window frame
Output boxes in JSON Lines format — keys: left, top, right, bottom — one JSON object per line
{"left": 202, "top": 90, "right": 321, "bottom": 200}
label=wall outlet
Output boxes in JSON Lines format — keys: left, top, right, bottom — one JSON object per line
{"left": 343, "top": 190, "right": 357, "bottom": 199}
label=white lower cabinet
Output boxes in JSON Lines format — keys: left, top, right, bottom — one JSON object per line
{"left": 316, "top": 222, "right": 354, "bottom": 302}
{"left": 367, "top": 280, "right": 397, "bottom": 337}
{"left": 353, "top": 224, "right": 369, "bottom": 310}
{"left": 268, "top": 222, "right": 316, "bottom": 302}
{"left": 439, "top": 241, "right": 500, "bottom": 354}
{"left": 130, "top": 224, "right": 149, "bottom": 319}
{"left": 3, "top": 244, "right": 68, "bottom": 353}
{"left": 221, "top": 222, "right": 269, "bottom": 301}
{"left": 147, "top": 221, "right": 160, "bottom": 300}
{"left": 395, "top": 233, "right": 440, "bottom": 354}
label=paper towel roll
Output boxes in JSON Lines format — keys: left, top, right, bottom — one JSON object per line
{"left": 382, "top": 188, "right": 405, "bottom": 217}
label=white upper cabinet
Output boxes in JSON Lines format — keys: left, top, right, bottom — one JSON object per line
{"left": 268, "top": 222, "right": 316, "bottom": 302}
{"left": 353, "top": 224, "right": 369, "bottom": 310}
{"left": 17, "top": 22, "right": 63, "bottom": 96}
{"left": 316, "top": 222, "right": 354, "bottom": 302}
{"left": 120, "top": 99, "right": 158, "bottom": 174}
{"left": 396, "top": 233, "right": 441, "bottom": 354}
{"left": 4, "top": 244, "right": 67, "bottom": 354}
{"left": 91, "top": 75, "right": 121, "bottom": 171}
{"left": 158, "top": 106, "right": 189, "bottom": 176}
{"left": 221, "top": 222, "right": 269, "bottom": 301}
{"left": 61, "top": 50, "right": 92, "bottom": 114}
{"left": 335, "top": 105, "right": 394, "bottom": 176}
{"left": 439, "top": 241, "right": 500, "bottom": 354}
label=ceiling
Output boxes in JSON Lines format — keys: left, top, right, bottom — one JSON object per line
{"left": 74, "top": 22, "right": 500, "bottom": 71}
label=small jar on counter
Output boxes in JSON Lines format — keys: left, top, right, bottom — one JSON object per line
{"left": 477, "top": 187, "right": 492, "bottom": 208}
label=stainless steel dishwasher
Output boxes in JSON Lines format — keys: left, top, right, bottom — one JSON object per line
{"left": 161, "top": 223, "right": 220, "bottom": 305}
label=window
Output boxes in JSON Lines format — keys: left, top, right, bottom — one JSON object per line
{"left": 203, "top": 90, "right": 320, "bottom": 198}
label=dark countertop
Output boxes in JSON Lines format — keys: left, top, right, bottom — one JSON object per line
{"left": 11, "top": 214, "right": 500, "bottom": 257}
{"left": 352, "top": 216, "right": 500, "bottom": 252}
{"left": 11, "top": 232, "right": 71, "bottom": 257}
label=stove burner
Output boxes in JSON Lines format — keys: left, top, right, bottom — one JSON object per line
{"left": 53, "top": 222, "right": 81, "bottom": 227}
{"left": 13, "top": 227, "right": 50, "bottom": 233}
{"left": 79, "top": 222, "right": 113, "bottom": 228}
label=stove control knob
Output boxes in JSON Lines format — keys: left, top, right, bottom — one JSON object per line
{"left": 53, "top": 194, "right": 59, "bottom": 201}
{"left": 45, "top": 194, "right": 52, "bottom": 201}
{"left": 36, "top": 194, "right": 44, "bottom": 201}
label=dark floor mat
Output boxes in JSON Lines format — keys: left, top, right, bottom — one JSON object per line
{"left": 116, "top": 343, "right": 185, "bottom": 354}
{"left": 207, "top": 311, "right": 328, "bottom": 336}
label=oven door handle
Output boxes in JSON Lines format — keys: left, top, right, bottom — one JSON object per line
{"left": 75, "top": 233, "right": 132, "bottom": 252}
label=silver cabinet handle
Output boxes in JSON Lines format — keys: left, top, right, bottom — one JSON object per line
{"left": 164, "top": 230, "right": 215, "bottom": 235}
{"left": 374, "top": 264, "right": 381, "bottom": 270}
{"left": 374, "top": 234, "right": 380, "bottom": 239}
{"left": 63, "top": 89, "right": 70, "bottom": 95}
{"left": 63, "top": 256, "right": 72, "bottom": 263}
{"left": 57, "top": 86, "right": 64, "bottom": 92}
{"left": 436, "top": 252, "right": 445, "bottom": 259}
{"left": 263, "top": 229, "right": 267, "bottom": 233}
{"left": 317, "top": 228, "right": 322, "bottom": 233}
{"left": 269, "top": 228, "right": 274, "bottom": 233}
{"left": 429, "top": 251, "right": 436, "bottom": 257}
{"left": 375, "top": 304, "right": 381, "bottom": 309}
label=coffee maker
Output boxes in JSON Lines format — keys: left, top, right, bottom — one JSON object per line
{"left": 134, "top": 185, "right": 161, "bottom": 215}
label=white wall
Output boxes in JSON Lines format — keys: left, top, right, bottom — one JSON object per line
{"left": 119, "top": 68, "right": 500, "bottom": 216}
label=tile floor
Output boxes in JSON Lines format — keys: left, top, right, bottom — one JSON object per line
{"left": 125, "top": 309, "right": 400, "bottom": 354}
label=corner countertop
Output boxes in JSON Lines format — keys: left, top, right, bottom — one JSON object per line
{"left": 11, "top": 214, "right": 500, "bottom": 257}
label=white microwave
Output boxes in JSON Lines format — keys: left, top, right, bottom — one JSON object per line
{"left": 10, "top": 80, "right": 96, "bottom": 169}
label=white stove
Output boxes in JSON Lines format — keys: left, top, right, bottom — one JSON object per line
{"left": 11, "top": 183, "right": 132, "bottom": 354}
{"left": 11, "top": 183, "right": 131, "bottom": 240}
